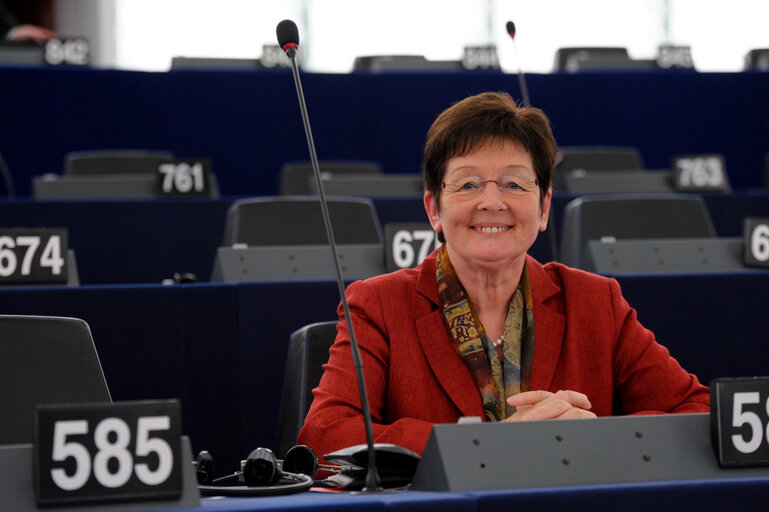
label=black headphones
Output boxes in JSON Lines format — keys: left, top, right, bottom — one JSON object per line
{"left": 194, "top": 446, "right": 317, "bottom": 496}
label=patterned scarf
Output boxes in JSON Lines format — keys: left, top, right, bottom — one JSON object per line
{"left": 437, "top": 246, "right": 535, "bottom": 421}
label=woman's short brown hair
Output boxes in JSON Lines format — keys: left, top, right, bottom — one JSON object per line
{"left": 423, "top": 91, "right": 556, "bottom": 208}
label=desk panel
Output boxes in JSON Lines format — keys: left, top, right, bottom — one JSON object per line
{"left": 0, "top": 199, "right": 231, "bottom": 284}
{"left": 2, "top": 191, "right": 767, "bottom": 285}
{"left": 1, "top": 272, "right": 767, "bottom": 473}
{"left": 1, "top": 67, "right": 768, "bottom": 199}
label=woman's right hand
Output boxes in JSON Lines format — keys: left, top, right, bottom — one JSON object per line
{"left": 504, "top": 390, "right": 597, "bottom": 422}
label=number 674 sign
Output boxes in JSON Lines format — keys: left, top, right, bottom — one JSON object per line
{"left": 385, "top": 223, "right": 442, "bottom": 273}
{"left": 0, "top": 228, "right": 67, "bottom": 284}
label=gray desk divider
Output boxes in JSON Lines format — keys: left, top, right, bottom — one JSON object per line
{"left": 311, "top": 174, "right": 424, "bottom": 198}
{"left": 32, "top": 174, "right": 220, "bottom": 199}
{"left": 582, "top": 237, "right": 751, "bottom": 274}
{"left": 411, "top": 413, "right": 769, "bottom": 492}
{"left": 33, "top": 174, "right": 162, "bottom": 200}
{"left": 210, "top": 244, "right": 386, "bottom": 282}
{"left": 560, "top": 170, "right": 674, "bottom": 194}
{"left": 0, "top": 436, "right": 200, "bottom": 512}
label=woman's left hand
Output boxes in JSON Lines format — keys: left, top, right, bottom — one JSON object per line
{"left": 504, "top": 390, "right": 597, "bottom": 421}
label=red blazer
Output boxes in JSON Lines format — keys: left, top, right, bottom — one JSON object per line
{"left": 298, "top": 252, "right": 710, "bottom": 458}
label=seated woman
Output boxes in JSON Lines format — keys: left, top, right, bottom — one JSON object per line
{"left": 298, "top": 91, "right": 709, "bottom": 458}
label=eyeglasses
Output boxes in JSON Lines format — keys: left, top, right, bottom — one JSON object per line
{"left": 441, "top": 175, "right": 540, "bottom": 198}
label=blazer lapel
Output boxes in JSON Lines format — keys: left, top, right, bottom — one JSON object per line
{"left": 414, "top": 254, "right": 483, "bottom": 418}
{"left": 526, "top": 256, "right": 566, "bottom": 391}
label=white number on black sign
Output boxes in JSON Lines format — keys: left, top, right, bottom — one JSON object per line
{"left": 743, "top": 217, "right": 769, "bottom": 267}
{"left": 751, "top": 225, "right": 769, "bottom": 262}
{"left": 0, "top": 234, "right": 64, "bottom": 277}
{"left": 158, "top": 161, "right": 208, "bottom": 195}
{"left": 35, "top": 400, "right": 182, "bottom": 506}
{"left": 51, "top": 417, "right": 173, "bottom": 491}
{"left": 673, "top": 155, "right": 728, "bottom": 190}
{"left": 657, "top": 45, "right": 694, "bottom": 69}
{"left": 45, "top": 38, "right": 90, "bottom": 66}
{"left": 462, "top": 46, "right": 500, "bottom": 70}
{"left": 394, "top": 230, "right": 439, "bottom": 268}
{"left": 730, "top": 392, "right": 769, "bottom": 454}
{"left": 710, "top": 377, "right": 769, "bottom": 467}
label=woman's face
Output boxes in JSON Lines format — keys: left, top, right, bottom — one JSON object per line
{"left": 424, "top": 139, "right": 551, "bottom": 271}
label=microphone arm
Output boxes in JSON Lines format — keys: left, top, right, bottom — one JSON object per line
{"left": 515, "top": 54, "right": 531, "bottom": 108}
{"left": 506, "top": 21, "right": 531, "bottom": 108}
{"left": 279, "top": 24, "right": 382, "bottom": 493}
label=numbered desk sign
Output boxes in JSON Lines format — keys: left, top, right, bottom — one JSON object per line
{"left": 657, "top": 44, "right": 694, "bottom": 69}
{"left": 0, "top": 228, "right": 67, "bottom": 285}
{"left": 672, "top": 154, "right": 730, "bottom": 191}
{"left": 260, "top": 44, "right": 293, "bottom": 68}
{"left": 711, "top": 377, "right": 769, "bottom": 467}
{"left": 157, "top": 159, "right": 211, "bottom": 197}
{"left": 44, "top": 37, "right": 90, "bottom": 66}
{"left": 385, "top": 222, "right": 441, "bottom": 272}
{"left": 743, "top": 217, "right": 769, "bottom": 268}
{"left": 462, "top": 45, "right": 500, "bottom": 70}
{"left": 34, "top": 400, "right": 182, "bottom": 507}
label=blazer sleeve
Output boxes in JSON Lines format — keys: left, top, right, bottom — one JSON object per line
{"left": 297, "top": 279, "right": 434, "bottom": 460}
{"left": 608, "top": 277, "right": 710, "bottom": 414}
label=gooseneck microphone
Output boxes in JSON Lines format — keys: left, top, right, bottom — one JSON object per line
{"left": 276, "top": 19, "right": 384, "bottom": 493}
{"left": 506, "top": 20, "right": 531, "bottom": 108}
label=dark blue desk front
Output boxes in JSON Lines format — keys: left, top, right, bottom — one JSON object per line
{"left": 1, "top": 271, "right": 768, "bottom": 474}
{"left": 150, "top": 476, "right": 769, "bottom": 511}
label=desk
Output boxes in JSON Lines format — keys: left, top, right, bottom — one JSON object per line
{"left": 1, "top": 67, "right": 768, "bottom": 198}
{"left": 0, "top": 271, "right": 768, "bottom": 473}
{"left": 3, "top": 191, "right": 769, "bottom": 283}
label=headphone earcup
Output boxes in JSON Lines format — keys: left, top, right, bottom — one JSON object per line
{"left": 282, "top": 444, "right": 319, "bottom": 478}
{"left": 195, "top": 450, "right": 215, "bottom": 485}
{"left": 243, "top": 447, "right": 278, "bottom": 486}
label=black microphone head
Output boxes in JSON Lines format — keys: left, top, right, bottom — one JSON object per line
{"left": 276, "top": 19, "right": 300, "bottom": 53}
{"left": 243, "top": 447, "right": 278, "bottom": 486}
{"left": 194, "top": 451, "right": 214, "bottom": 485}
{"left": 283, "top": 445, "right": 319, "bottom": 478}
{"left": 506, "top": 21, "right": 516, "bottom": 39}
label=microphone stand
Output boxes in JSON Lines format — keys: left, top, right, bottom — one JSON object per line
{"left": 506, "top": 21, "right": 531, "bottom": 108}
{"left": 283, "top": 45, "right": 383, "bottom": 494}
{"left": 511, "top": 38, "right": 531, "bottom": 108}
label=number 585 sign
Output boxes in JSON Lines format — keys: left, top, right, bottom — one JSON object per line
{"left": 34, "top": 400, "right": 182, "bottom": 506}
